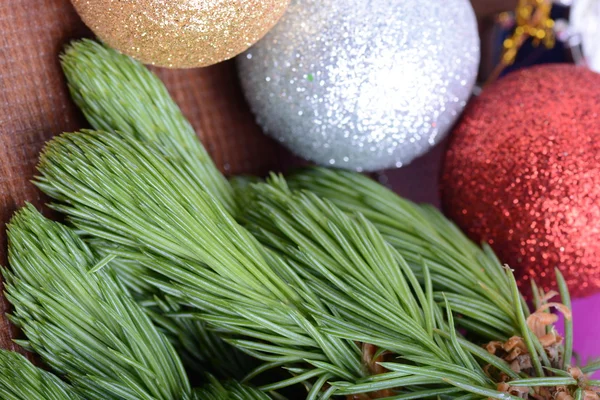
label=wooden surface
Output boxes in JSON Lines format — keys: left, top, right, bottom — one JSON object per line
{"left": 0, "top": 0, "right": 285, "bottom": 354}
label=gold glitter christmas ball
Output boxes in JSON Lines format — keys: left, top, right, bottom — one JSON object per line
{"left": 70, "top": 0, "right": 290, "bottom": 68}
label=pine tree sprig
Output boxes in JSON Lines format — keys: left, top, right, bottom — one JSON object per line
{"left": 193, "top": 376, "right": 271, "bottom": 400}
{"left": 61, "top": 39, "right": 236, "bottom": 216}
{"left": 3, "top": 205, "right": 192, "bottom": 400}
{"left": 288, "top": 167, "right": 522, "bottom": 338}
{"left": 238, "top": 175, "right": 534, "bottom": 396}
{"left": 35, "top": 130, "right": 367, "bottom": 392}
{"left": 59, "top": 37, "right": 265, "bottom": 384}
{"left": 0, "top": 350, "right": 81, "bottom": 400}
{"left": 90, "top": 237, "right": 257, "bottom": 379}
{"left": 32, "top": 41, "right": 586, "bottom": 397}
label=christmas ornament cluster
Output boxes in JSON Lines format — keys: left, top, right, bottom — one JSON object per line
{"left": 1, "top": 39, "right": 595, "bottom": 400}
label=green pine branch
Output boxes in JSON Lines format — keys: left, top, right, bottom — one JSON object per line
{"left": 33, "top": 127, "right": 581, "bottom": 398}
{"left": 35, "top": 130, "right": 364, "bottom": 395}
{"left": 26, "top": 38, "right": 585, "bottom": 399}
{"left": 61, "top": 39, "right": 236, "bottom": 216}
{"left": 194, "top": 376, "right": 271, "bottom": 400}
{"left": 237, "top": 174, "right": 521, "bottom": 396}
{"left": 0, "top": 350, "right": 81, "bottom": 400}
{"left": 61, "top": 39, "right": 254, "bottom": 380}
{"left": 288, "top": 167, "right": 523, "bottom": 338}
{"left": 0, "top": 338, "right": 266, "bottom": 400}
{"left": 3, "top": 205, "right": 192, "bottom": 400}
{"left": 90, "top": 238, "right": 258, "bottom": 379}
{"left": 35, "top": 129, "right": 521, "bottom": 397}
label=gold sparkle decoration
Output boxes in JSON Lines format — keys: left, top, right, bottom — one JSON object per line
{"left": 485, "top": 0, "right": 555, "bottom": 86}
{"left": 70, "top": 0, "right": 290, "bottom": 68}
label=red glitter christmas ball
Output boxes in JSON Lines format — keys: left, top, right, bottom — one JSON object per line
{"left": 441, "top": 64, "right": 600, "bottom": 298}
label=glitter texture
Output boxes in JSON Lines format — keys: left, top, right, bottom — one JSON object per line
{"left": 70, "top": 0, "right": 290, "bottom": 68}
{"left": 441, "top": 64, "right": 600, "bottom": 298}
{"left": 237, "top": 0, "right": 480, "bottom": 171}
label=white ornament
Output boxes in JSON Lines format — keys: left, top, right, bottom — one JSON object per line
{"left": 570, "top": 0, "right": 600, "bottom": 72}
{"left": 238, "top": 0, "right": 480, "bottom": 171}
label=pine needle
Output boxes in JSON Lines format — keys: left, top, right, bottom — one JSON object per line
{"left": 3, "top": 205, "right": 192, "bottom": 400}
{"left": 582, "top": 359, "right": 600, "bottom": 374}
{"left": 0, "top": 350, "right": 81, "bottom": 400}
{"left": 555, "top": 268, "right": 573, "bottom": 369}
{"left": 507, "top": 268, "right": 543, "bottom": 377}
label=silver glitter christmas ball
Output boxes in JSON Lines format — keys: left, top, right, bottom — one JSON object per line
{"left": 237, "top": 0, "right": 480, "bottom": 171}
